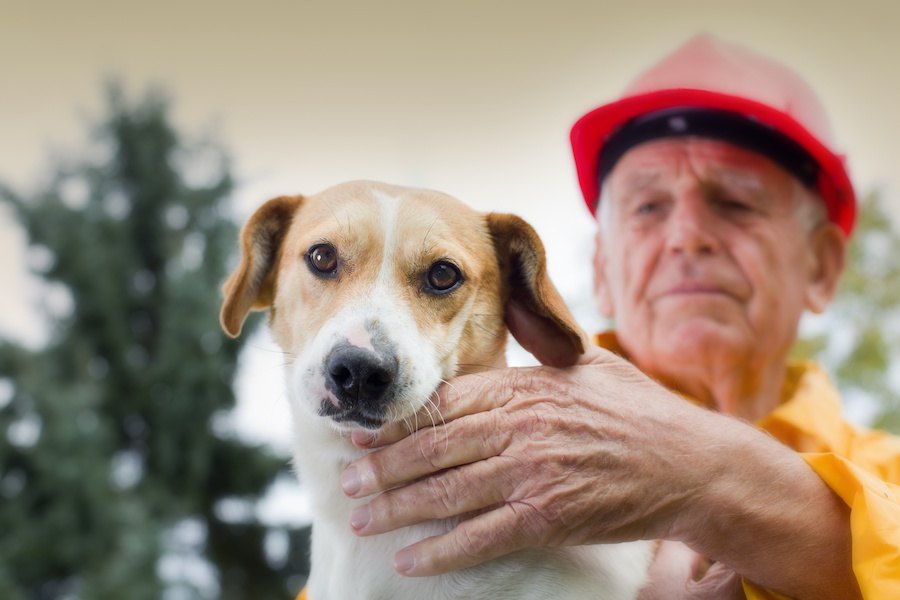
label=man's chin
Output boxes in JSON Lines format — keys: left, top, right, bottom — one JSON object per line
{"left": 647, "top": 317, "right": 752, "bottom": 363}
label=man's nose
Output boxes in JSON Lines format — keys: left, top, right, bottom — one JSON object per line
{"left": 664, "top": 196, "right": 720, "bottom": 256}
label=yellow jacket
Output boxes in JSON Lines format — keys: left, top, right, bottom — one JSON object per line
{"left": 295, "top": 337, "right": 900, "bottom": 600}
{"left": 596, "top": 332, "right": 900, "bottom": 599}
{"left": 747, "top": 360, "right": 900, "bottom": 598}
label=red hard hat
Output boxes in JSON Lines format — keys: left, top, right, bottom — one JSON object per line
{"left": 570, "top": 34, "right": 856, "bottom": 235}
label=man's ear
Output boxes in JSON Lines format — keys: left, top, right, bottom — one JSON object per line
{"left": 593, "top": 228, "right": 614, "bottom": 318}
{"left": 486, "top": 213, "right": 587, "bottom": 367}
{"left": 220, "top": 195, "right": 303, "bottom": 337}
{"left": 805, "top": 222, "right": 846, "bottom": 314}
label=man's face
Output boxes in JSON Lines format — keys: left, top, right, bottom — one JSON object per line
{"left": 594, "top": 137, "right": 845, "bottom": 379}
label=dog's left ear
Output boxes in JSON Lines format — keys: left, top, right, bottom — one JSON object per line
{"left": 220, "top": 195, "right": 303, "bottom": 338}
{"left": 486, "top": 213, "right": 588, "bottom": 367}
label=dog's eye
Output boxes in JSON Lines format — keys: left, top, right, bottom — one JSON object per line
{"left": 425, "top": 261, "right": 463, "bottom": 294}
{"left": 306, "top": 243, "right": 338, "bottom": 276}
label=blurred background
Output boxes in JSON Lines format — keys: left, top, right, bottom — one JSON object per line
{"left": 2, "top": 1, "right": 899, "bottom": 598}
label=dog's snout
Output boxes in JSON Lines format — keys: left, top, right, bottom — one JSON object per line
{"left": 325, "top": 346, "right": 398, "bottom": 411}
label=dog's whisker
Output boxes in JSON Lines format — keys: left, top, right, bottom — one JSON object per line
{"left": 344, "top": 206, "right": 352, "bottom": 239}
{"left": 434, "top": 382, "right": 453, "bottom": 424}
{"left": 246, "top": 343, "right": 296, "bottom": 357}
{"left": 456, "top": 362, "right": 501, "bottom": 370}
{"left": 324, "top": 202, "right": 347, "bottom": 240}
{"left": 252, "top": 361, "right": 293, "bottom": 376}
{"left": 421, "top": 217, "right": 439, "bottom": 254}
{"left": 401, "top": 414, "right": 414, "bottom": 436}
{"left": 396, "top": 406, "right": 415, "bottom": 437}
{"left": 423, "top": 397, "right": 439, "bottom": 430}
{"left": 431, "top": 382, "right": 452, "bottom": 456}
{"left": 470, "top": 320, "right": 498, "bottom": 335}
{"left": 440, "top": 379, "right": 463, "bottom": 411}
{"left": 414, "top": 409, "right": 436, "bottom": 464}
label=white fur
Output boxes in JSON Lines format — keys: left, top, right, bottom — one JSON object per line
{"left": 373, "top": 189, "right": 401, "bottom": 288}
{"left": 290, "top": 409, "right": 653, "bottom": 600}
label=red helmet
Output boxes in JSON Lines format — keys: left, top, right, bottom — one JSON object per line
{"left": 570, "top": 34, "right": 856, "bottom": 235}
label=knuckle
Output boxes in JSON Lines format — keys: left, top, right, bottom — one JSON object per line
{"left": 507, "top": 403, "right": 555, "bottom": 439}
{"left": 508, "top": 499, "right": 557, "bottom": 546}
{"left": 455, "top": 521, "right": 492, "bottom": 560}
{"left": 426, "top": 470, "right": 462, "bottom": 516}
{"left": 502, "top": 366, "right": 532, "bottom": 399}
{"left": 375, "top": 489, "right": 406, "bottom": 525}
{"left": 416, "top": 427, "right": 451, "bottom": 469}
{"left": 486, "top": 407, "right": 513, "bottom": 442}
{"left": 363, "top": 445, "right": 407, "bottom": 491}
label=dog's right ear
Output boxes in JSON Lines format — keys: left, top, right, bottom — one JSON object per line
{"left": 219, "top": 195, "right": 303, "bottom": 338}
{"left": 486, "top": 213, "right": 588, "bottom": 368}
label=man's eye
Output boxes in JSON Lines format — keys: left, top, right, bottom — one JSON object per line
{"left": 719, "top": 198, "right": 752, "bottom": 212}
{"left": 636, "top": 201, "right": 660, "bottom": 215}
{"left": 306, "top": 243, "right": 339, "bottom": 276}
{"left": 425, "top": 261, "right": 463, "bottom": 294}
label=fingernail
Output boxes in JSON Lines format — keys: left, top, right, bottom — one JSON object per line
{"left": 394, "top": 548, "right": 416, "bottom": 574}
{"left": 349, "top": 505, "right": 371, "bottom": 532}
{"left": 341, "top": 465, "right": 361, "bottom": 496}
{"left": 351, "top": 430, "right": 373, "bottom": 447}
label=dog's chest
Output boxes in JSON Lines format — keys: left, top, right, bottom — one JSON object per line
{"left": 307, "top": 517, "right": 461, "bottom": 600}
{"left": 289, "top": 389, "right": 653, "bottom": 600}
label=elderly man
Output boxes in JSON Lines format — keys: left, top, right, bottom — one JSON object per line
{"left": 338, "top": 36, "right": 900, "bottom": 598}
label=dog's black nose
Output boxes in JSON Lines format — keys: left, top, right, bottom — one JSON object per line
{"left": 324, "top": 346, "right": 398, "bottom": 411}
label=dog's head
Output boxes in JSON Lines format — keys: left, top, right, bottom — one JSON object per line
{"left": 220, "top": 181, "right": 586, "bottom": 432}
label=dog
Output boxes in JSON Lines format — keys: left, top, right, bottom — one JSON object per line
{"left": 219, "top": 181, "right": 654, "bottom": 599}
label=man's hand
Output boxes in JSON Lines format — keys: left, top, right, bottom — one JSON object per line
{"left": 341, "top": 344, "right": 859, "bottom": 599}
{"left": 341, "top": 348, "right": 712, "bottom": 576}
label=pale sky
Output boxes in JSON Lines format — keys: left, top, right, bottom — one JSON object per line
{"left": 2, "top": 0, "right": 899, "bottom": 454}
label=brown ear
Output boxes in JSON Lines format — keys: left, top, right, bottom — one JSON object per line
{"left": 486, "top": 213, "right": 587, "bottom": 367}
{"left": 220, "top": 195, "right": 303, "bottom": 337}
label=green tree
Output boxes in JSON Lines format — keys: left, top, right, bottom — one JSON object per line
{"left": 0, "top": 85, "right": 308, "bottom": 599}
{"left": 793, "top": 191, "right": 900, "bottom": 432}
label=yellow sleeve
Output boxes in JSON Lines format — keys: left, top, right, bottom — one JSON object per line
{"left": 742, "top": 583, "right": 792, "bottom": 600}
{"left": 739, "top": 451, "right": 900, "bottom": 599}
{"left": 747, "top": 363, "right": 900, "bottom": 598}
{"left": 802, "top": 452, "right": 900, "bottom": 599}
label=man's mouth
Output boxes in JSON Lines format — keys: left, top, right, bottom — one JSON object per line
{"left": 667, "top": 284, "right": 726, "bottom": 295}
{"left": 658, "top": 280, "right": 735, "bottom": 298}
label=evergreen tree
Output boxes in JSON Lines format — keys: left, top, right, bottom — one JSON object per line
{"left": 0, "top": 85, "right": 308, "bottom": 599}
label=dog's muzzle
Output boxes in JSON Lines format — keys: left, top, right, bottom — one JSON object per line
{"left": 320, "top": 343, "right": 400, "bottom": 428}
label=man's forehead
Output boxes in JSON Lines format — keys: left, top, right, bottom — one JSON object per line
{"left": 608, "top": 138, "right": 784, "bottom": 193}
{"left": 613, "top": 166, "right": 768, "bottom": 195}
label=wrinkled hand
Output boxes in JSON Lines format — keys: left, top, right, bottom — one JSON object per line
{"left": 341, "top": 347, "right": 717, "bottom": 577}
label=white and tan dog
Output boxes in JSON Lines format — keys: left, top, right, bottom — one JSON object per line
{"left": 220, "top": 181, "right": 653, "bottom": 600}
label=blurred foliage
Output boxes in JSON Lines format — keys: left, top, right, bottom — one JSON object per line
{"left": 0, "top": 84, "right": 309, "bottom": 599}
{"left": 792, "top": 191, "right": 900, "bottom": 432}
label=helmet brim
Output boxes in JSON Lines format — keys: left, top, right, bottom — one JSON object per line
{"left": 570, "top": 88, "right": 856, "bottom": 235}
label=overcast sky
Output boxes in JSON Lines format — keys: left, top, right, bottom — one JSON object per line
{"left": 3, "top": 0, "right": 899, "bottom": 454}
